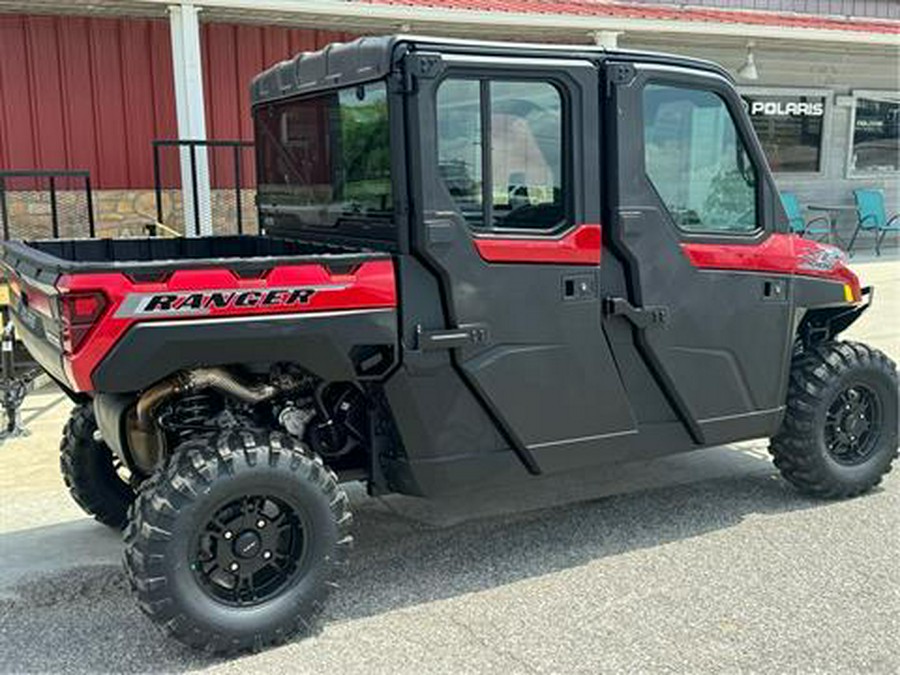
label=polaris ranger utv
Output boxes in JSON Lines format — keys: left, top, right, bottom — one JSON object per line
{"left": 2, "top": 36, "right": 897, "bottom": 653}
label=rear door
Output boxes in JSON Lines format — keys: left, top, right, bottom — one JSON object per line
{"left": 605, "top": 61, "right": 794, "bottom": 445}
{"left": 405, "top": 51, "right": 636, "bottom": 466}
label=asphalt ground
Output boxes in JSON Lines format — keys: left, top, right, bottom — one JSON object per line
{"left": 0, "top": 254, "right": 897, "bottom": 674}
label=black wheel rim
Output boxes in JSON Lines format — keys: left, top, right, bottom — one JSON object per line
{"left": 825, "top": 384, "right": 882, "bottom": 466}
{"left": 192, "top": 495, "right": 306, "bottom": 606}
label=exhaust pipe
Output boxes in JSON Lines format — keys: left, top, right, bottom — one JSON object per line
{"left": 128, "top": 367, "right": 280, "bottom": 474}
{"left": 135, "top": 367, "right": 279, "bottom": 431}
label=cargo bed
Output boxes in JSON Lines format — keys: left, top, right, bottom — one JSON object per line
{"left": 1, "top": 235, "right": 382, "bottom": 285}
{"left": 0, "top": 235, "right": 396, "bottom": 394}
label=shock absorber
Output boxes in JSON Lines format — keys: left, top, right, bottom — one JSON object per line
{"left": 159, "top": 392, "right": 222, "bottom": 442}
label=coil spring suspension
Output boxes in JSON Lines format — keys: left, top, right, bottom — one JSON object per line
{"left": 160, "top": 392, "right": 222, "bottom": 442}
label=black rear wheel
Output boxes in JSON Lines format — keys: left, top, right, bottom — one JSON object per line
{"left": 60, "top": 404, "right": 135, "bottom": 529}
{"left": 123, "top": 430, "right": 352, "bottom": 654}
{"left": 194, "top": 493, "right": 308, "bottom": 607}
{"left": 770, "top": 341, "right": 898, "bottom": 498}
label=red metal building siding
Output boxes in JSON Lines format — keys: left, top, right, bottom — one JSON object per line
{"left": 0, "top": 13, "right": 354, "bottom": 189}
{"left": 0, "top": 14, "right": 177, "bottom": 188}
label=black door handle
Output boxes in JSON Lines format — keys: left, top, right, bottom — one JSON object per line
{"left": 415, "top": 323, "right": 490, "bottom": 351}
{"left": 603, "top": 297, "right": 669, "bottom": 328}
{"left": 762, "top": 279, "right": 786, "bottom": 301}
{"left": 562, "top": 274, "right": 597, "bottom": 301}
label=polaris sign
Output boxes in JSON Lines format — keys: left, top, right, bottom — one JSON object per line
{"left": 746, "top": 96, "right": 825, "bottom": 118}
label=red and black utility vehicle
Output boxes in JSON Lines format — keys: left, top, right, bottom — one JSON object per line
{"left": 2, "top": 36, "right": 897, "bottom": 653}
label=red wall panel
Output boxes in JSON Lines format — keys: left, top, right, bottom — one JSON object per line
{"left": 205, "top": 22, "right": 241, "bottom": 188}
{"left": 0, "top": 13, "right": 354, "bottom": 189}
{"left": 58, "top": 17, "right": 100, "bottom": 178}
{"left": 89, "top": 20, "right": 130, "bottom": 187}
{"left": 234, "top": 24, "right": 265, "bottom": 183}
{"left": 25, "top": 17, "right": 68, "bottom": 171}
{"left": 149, "top": 20, "right": 179, "bottom": 188}
{"left": 0, "top": 14, "right": 178, "bottom": 188}
{"left": 120, "top": 20, "right": 159, "bottom": 187}
{"left": 0, "top": 15, "right": 37, "bottom": 171}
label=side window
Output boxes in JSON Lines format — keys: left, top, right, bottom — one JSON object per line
{"left": 437, "top": 78, "right": 566, "bottom": 231}
{"left": 436, "top": 80, "right": 484, "bottom": 226}
{"left": 642, "top": 83, "right": 758, "bottom": 233}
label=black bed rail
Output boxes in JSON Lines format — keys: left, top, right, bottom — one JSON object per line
{"left": 152, "top": 139, "right": 254, "bottom": 237}
{"left": 0, "top": 169, "right": 96, "bottom": 241}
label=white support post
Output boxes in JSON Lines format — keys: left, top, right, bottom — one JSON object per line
{"left": 169, "top": 2, "right": 212, "bottom": 236}
{"left": 591, "top": 30, "right": 623, "bottom": 48}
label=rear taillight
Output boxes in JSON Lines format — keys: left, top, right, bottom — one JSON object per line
{"left": 58, "top": 291, "right": 107, "bottom": 354}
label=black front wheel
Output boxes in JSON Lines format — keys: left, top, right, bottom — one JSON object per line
{"left": 123, "top": 430, "right": 352, "bottom": 654}
{"left": 770, "top": 341, "right": 898, "bottom": 498}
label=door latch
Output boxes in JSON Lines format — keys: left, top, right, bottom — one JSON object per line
{"left": 563, "top": 274, "right": 597, "bottom": 301}
{"left": 415, "top": 323, "right": 490, "bottom": 351}
{"left": 603, "top": 297, "right": 669, "bottom": 329}
{"left": 762, "top": 278, "right": 787, "bottom": 302}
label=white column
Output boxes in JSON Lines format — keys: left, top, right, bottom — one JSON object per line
{"left": 169, "top": 2, "right": 212, "bottom": 236}
{"left": 591, "top": 30, "right": 623, "bottom": 48}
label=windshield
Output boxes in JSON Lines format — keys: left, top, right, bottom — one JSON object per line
{"left": 254, "top": 82, "right": 392, "bottom": 228}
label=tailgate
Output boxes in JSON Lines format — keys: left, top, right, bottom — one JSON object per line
{"left": 3, "top": 270, "right": 68, "bottom": 386}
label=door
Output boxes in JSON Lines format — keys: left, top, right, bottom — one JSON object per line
{"left": 605, "top": 62, "right": 794, "bottom": 445}
{"left": 405, "top": 51, "right": 636, "bottom": 467}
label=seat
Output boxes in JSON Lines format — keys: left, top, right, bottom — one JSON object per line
{"left": 779, "top": 191, "right": 830, "bottom": 240}
{"left": 850, "top": 188, "right": 900, "bottom": 256}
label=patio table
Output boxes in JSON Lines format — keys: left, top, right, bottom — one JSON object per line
{"left": 806, "top": 204, "right": 857, "bottom": 248}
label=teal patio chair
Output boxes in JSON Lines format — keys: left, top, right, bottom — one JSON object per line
{"left": 850, "top": 189, "right": 900, "bottom": 256}
{"left": 780, "top": 191, "right": 830, "bottom": 239}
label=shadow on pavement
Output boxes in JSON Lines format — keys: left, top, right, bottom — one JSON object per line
{"left": 0, "top": 448, "right": 846, "bottom": 674}
{"left": 20, "top": 394, "right": 68, "bottom": 427}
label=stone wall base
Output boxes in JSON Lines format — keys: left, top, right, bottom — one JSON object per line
{"left": 2, "top": 188, "right": 258, "bottom": 240}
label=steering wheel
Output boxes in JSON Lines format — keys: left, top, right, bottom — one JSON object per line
{"left": 496, "top": 202, "right": 565, "bottom": 230}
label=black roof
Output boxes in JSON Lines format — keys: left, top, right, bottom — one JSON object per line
{"left": 250, "top": 34, "right": 732, "bottom": 106}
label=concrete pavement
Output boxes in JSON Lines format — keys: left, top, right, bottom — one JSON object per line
{"left": 0, "top": 254, "right": 897, "bottom": 673}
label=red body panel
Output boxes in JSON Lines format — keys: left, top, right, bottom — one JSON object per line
{"left": 473, "top": 224, "right": 602, "bottom": 265}
{"left": 8, "top": 232, "right": 862, "bottom": 395}
{"left": 56, "top": 260, "right": 396, "bottom": 392}
{"left": 681, "top": 233, "right": 862, "bottom": 300}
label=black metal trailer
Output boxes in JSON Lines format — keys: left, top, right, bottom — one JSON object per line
{"left": 0, "top": 169, "right": 98, "bottom": 436}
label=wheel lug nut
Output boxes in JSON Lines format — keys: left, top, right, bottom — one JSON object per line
{"left": 257, "top": 519, "right": 266, "bottom": 529}
{"left": 262, "top": 550, "right": 272, "bottom": 560}
{"left": 224, "top": 531, "right": 233, "bottom": 540}
{"left": 230, "top": 562, "right": 239, "bottom": 571}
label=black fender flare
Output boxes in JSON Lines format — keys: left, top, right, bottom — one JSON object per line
{"left": 796, "top": 286, "right": 872, "bottom": 348}
{"left": 91, "top": 309, "right": 398, "bottom": 393}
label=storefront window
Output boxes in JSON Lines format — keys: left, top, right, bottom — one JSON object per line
{"left": 741, "top": 92, "right": 825, "bottom": 173}
{"left": 850, "top": 94, "right": 900, "bottom": 175}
